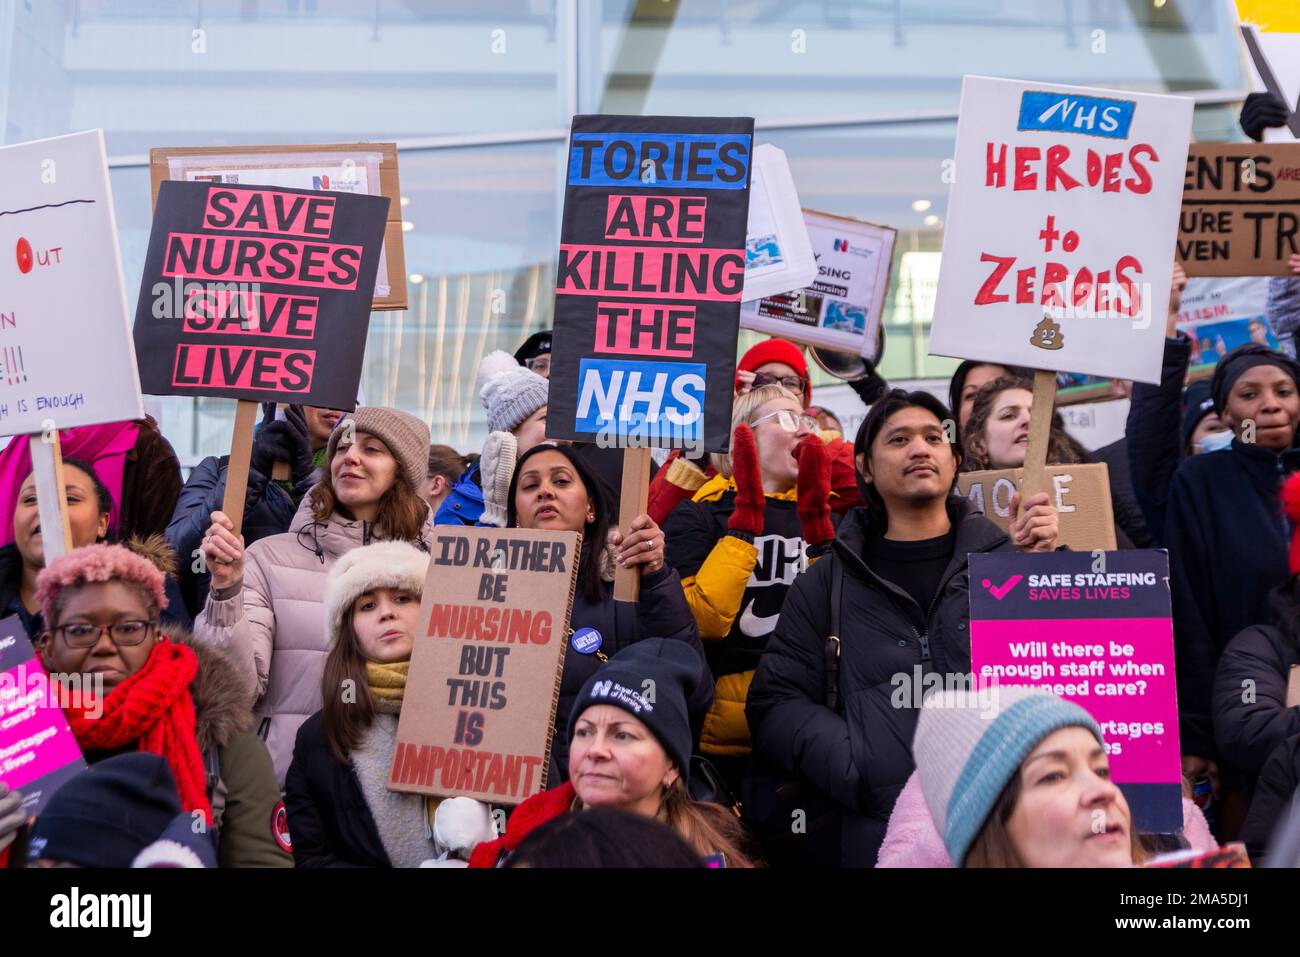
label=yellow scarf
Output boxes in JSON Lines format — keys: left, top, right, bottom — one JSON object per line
{"left": 366, "top": 660, "right": 409, "bottom": 714}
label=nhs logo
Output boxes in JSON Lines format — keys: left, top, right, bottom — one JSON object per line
{"left": 575, "top": 357, "right": 705, "bottom": 442}
{"left": 1017, "top": 91, "right": 1135, "bottom": 139}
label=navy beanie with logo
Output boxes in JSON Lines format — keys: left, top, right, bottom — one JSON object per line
{"left": 27, "top": 753, "right": 182, "bottom": 867}
{"left": 568, "top": 639, "right": 702, "bottom": 779}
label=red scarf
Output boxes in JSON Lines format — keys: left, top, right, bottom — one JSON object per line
{"left": 59, "top": 639, "right": 212, "bottom": 824}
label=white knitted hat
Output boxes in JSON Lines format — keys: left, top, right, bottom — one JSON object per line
{"left": 477, "top": 349, "right": 548, "bottom": 434}
{"left": 323, "top": 541, "right": 430, "bottom": 647}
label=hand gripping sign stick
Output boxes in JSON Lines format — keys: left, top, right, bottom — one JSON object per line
{"left": 1019, "top": 368, "right": 1058, "bottom": 504}
{"left": 271, "top": 403, "right": 291, "bottom": 482}
{"left": 29, "top": 431, "right": 75, "bottom": 562}
{"left": 613, "top": 447, "right": 653, "bottom": 603}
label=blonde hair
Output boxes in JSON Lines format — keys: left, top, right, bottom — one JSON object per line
{"left": 712, "top": 384, "right": 801, "bottom": 478}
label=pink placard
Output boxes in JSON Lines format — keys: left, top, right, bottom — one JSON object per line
{"left": 971, "top": 617, "right": 1181, "bottom": 784}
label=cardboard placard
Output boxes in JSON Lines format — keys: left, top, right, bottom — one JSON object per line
{"left": 389, "top": 527, "right": 580, "bottom": 805}
{"left": 1178, "top": 143, "right": 1300, "bottom": 276}
{"left": 150, "top": 143, "right": 407, "bottom": 310}
{"left": 0, "top": 616, "right": 86, "bottom": 819}
{"left": 970, "top": 550, "right": 1181, "bottom": 833}
{"left": 0, "top": 130, "right": 143, "bottom": 436}
{"left": 741, "top": 209, "right": 896, "bottom": 357}
{"left": 132, "top": 181, "right": 388, "bottom": 409}
{"left": 929, "top": 76, "right": 1193, "bottom": 385}
{"left": 740, "top": 145, "right": 816, "bottom": 302}
{"left": 958, "top": 462, "right": 1117, "bottom": 551}
{"left": 547, "top": 114, "right": 754, "bottom": 453}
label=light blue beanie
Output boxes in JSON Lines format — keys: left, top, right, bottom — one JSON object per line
{"left": 913, "top": 686, "right": 1104, "bottom": 866}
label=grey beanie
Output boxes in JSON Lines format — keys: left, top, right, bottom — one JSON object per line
{"left": 913, "top": 686, "right": 1104, "bottom": 866}
{"left": 477, "top": 349, "right": 548, "bottom": 435}
{"left": 326, "top": 406, "right": 431, "bottom": 494}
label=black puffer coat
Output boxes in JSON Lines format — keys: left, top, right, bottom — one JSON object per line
{"left": 745, "top": 498, "right": 1011, "bottom": 867}
{"left": 1212, "top": 601, "right": 1300, "bottom": 781}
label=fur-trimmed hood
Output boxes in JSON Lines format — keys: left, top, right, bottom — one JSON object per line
{"left": 165, "top": 625, "right": 255, "bottom": 753}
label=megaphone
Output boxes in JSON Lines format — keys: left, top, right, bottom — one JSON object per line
{"left": 809, "top": 324, "right": 886, "bottom": 381}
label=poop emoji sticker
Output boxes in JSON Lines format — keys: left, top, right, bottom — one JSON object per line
{"left": 1029, "top": 315, "right": 1064, "bottom": 351}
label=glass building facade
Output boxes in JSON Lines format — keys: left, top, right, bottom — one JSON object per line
{"left": 0, "top": 0, "right": 1250, "bottom": 462}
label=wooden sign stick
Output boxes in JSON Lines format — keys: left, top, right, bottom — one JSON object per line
{"left": 613, "top": 447, "right": 653, "bottom": 603}
{"left": 271, "top": 403, "right": 291, "bottom": 482}
{"left": 221, "top": 400, "right": 259, "bottom": 538}
{"left": 30, "top": 430, "right": 74, "bottom": 562}
{"left": 1020, "top": 368, "right": 1058, "bottom": 507}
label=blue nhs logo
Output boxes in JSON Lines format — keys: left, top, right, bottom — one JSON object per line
{"left": 1017, "top": 91, "right": 1135, "bottom": 139}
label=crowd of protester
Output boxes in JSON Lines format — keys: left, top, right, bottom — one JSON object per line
{"left": 5, "top": 100, "right": 1300, "bottom": 871}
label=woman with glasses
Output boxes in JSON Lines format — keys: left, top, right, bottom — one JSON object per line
{"left": 34, "top": 542, "right": 290, "bottom": 867}
{"left": 648, "top": 337, "right": 864, "bottom": 527}
{"left": 1, "top": 457, "right": 191, "bottom": 641}
{"left": 662, "top": 383, "right": 837, "bottom": 794}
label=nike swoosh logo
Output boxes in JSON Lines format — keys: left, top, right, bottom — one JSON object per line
{"left": 738, "top": 599, "right": 780, "bottom": 637}
{"left": 982, "top": 575, "right": 1023, "bottom": 600}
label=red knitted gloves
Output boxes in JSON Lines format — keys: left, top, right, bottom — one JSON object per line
{"left": 728, "top": 424, "right": 766, "bottom": 537}
{"left": 796, "top": 435, "right": 834, "bottom": 546}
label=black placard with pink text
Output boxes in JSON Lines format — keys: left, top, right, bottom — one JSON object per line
{"left": 133, "top": 181, "right": 388, "bottom": 409}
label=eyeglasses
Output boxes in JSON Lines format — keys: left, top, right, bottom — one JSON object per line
{"left": 751, "top": 372, "right": 807, "bottom": 393}
{"left": 53, "top": 620, "right": 158, "bottom": 648}
{"left": 750, "top": 409, "right": 820, "bottom": 434}
{"left": 525, "top": 355, "right": 551, "bottom": 376}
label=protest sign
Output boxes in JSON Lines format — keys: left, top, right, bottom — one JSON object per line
{"left": 740, "top": 145, "right": 816, "bottom": 303}
{"left": 742, "top": 209, "right": 896, "bottom": 357}
{"left": 151, "top": 143, "right": 407, "bottom": 309}
{"left": 547, "top": 114, "right": 754, "bottom": 453}
{"left": 389, "top": 527, "right": 581, "bottom": 804}
{"left": 929, "top": 76, "right": 1193, "bottom": 385}
{"left": 958, "top": 463, "right": 1117, "bottom": 551}
{"left": 969, "top": 550, "right": 1181, "bottom": 833}
{"left": 1, "top": 130, "right": 144, "bottom": 558}
{"left": 0, "top": 616, "right": 86, "bottom": 819}
{"left": 0, "top": 131, "right": 143, "bottom": 436}
{"left": 1178, "top": 143, "right": 1300, "bottom": 276}
{"left": 132, "top": 180, "right": 389, "bottom": 410}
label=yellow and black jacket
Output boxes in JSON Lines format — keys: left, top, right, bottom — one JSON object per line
{"left": 663, "top": 474, "right": 819, "bottom": 757}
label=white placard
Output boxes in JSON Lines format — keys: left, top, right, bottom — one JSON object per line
{"left": 929, "top": 76, "right": 1193, "bottom": 385}
{"left": 0, "top": 130, "right": 143, "bottom": 437}
{"left": 741, "top": 144, "right": 816, "bottom": 302}
{"left": 741, "top": 209, "right": 896, "bottom": 357}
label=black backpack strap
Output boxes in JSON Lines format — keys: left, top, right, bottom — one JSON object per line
{"left": 824, "top": 554, "right": 843, "bottom": 713}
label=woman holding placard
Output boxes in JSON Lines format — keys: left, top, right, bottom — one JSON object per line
{"left": 195, "top": 406, "right": 435, "bottom": 786}
{"left": 505, "top": 444, "right": 711, "bottom": 781}
{"left": 284, "top": 541, "right": 493, "bottom": 867}
{"left": 960, "top": 376, "right": 1136, "bottom": 548}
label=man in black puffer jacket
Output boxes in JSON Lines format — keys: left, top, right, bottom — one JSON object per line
{"left": 746, "top": 390, "right": 1061, "bottom": 867}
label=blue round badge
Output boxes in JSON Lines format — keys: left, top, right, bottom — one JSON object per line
{"left": 571, "top": 627, "right": 603, "bottom": 655}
